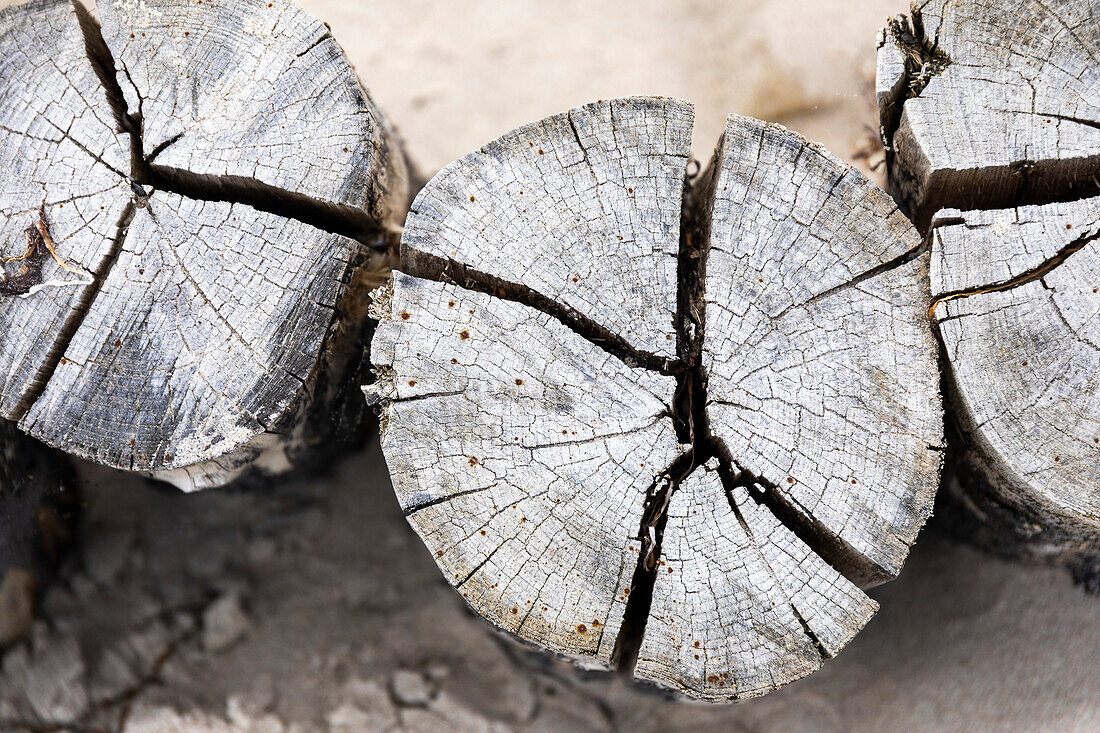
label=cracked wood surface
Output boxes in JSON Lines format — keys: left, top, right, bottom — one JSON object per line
{"left": 401, "top": 97, "right": 691, "bottom": 362}
{"left": 931, "top": 200, "right": 1100, "bottom": 573}
{"left": 369, "top": 98, "right": 942, "bottom": 701}
{"left": 878, "top": 0, "right": 1100, "bottom": 227}
{"left": 0, "top": 0, "right": 408, "bottom": 490}
{"left": 369, "top": 271, "right": 681, "bottom": 666}
{"left": 880, "top": 1, "right": 1100, "bottom": 581}
{"left": 635, "top": 461, "right": 877, "bottom": 702}
{"left": 702, "top": 115, "right": 942, "bottom": 584}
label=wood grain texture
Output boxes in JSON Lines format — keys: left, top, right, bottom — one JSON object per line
{"left": 702, "top": 115, "right": 942, "bottom": 584}
{"left": 880, "top": 1, "right": 1100, "bottom": 581}
{"left": 931, "top": 200, "right": 1100, "bottom": 573}
{"left": 367, "top": 272, "right": 681, "bottom": 666}
{"left": 0, "top": 0, "right": 408, "bottom": 489}
{"left": 370, "top": 99, "right": 941, "bottom": 700}
{"left": 635, "top": 461, "right": 876, "bottom": 702}
{"left": 0, "top": 0, "right": 133, "bottom": 422}
{"left": 98, "top": 0, "right": 408, "bottom": 225}
{"left": 878, "top": 0, "right": 1100, "bottom": 226}
{"left": 402, "top": 97, "right": 692, "bottom": 361}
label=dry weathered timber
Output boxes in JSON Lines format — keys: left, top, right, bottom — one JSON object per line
{"left": 702, "top": 115, "right": 943, "bottom": 586}
{"left": 368, "top": 99, "right": 942, "bottom": 701}
{"left": 635, "top": 461, "right": 877, "bottom": 701}
{"left": 0, "top": 421, "right": 76, "bottom": 647}
{"left": 877, "top": 0, "right": 1100, "bottom": 229}
{"left": 401, "top": 97, "right": 692, "bottom": 363}
{"left": 931, "top": 200, "right": 1100, "bottom": 586}
{"left": 0, "top": 0, "right": 408, "bottom": 490}
{"left": 880, "top": 1, "right": 1100, "bottom": 584}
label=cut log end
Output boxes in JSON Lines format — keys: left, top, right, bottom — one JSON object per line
{"left": 878, "top": 0, "right": 1100, "bottom": 229}
{"left": 931, "top": 200, "right": 1100, "bottom": 568}
{"left": 880, "top": 0, "right": 1100, "bottom": 580}
{"left": 0, "top": 0, "right": 409, "bottom": 489}
{"left": 369, "top": 98, "right": 941, "bottom": 701}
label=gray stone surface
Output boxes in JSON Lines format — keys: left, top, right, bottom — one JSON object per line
{"left": 0, "top": 445, "right": 1095, "bottom": 731}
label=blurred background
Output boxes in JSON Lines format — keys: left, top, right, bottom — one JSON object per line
{"left": 1, "top": 1, "right": 1099, "bottom": 731}
{"left": 317, "top": 0, "right": 898, "bottom": 183}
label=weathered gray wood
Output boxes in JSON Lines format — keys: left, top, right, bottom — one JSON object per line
{"left": 97, "top": 0, "right": 409, "bottom": 225}
{"left": 635, "top": 461, "right": 877, "bottom": 702}
{"left": 0, "top": 0, "right": 408, "bottom": 490}
{"left": 0, "top": 421, "right": 76, "bottom": 647}
{"left": 369, "top": 271, "right": 681, "bottom": 665}
{"left": 368, "top": 99, "right": 941, "bottom": 701}
{"left": 703, "top": 115, "right": 943, "bottom": 585}
{"left": 880, "top": 1, "right": 1100, "bottom": 583}
{"left": 931, "top": 200, "right": 1100, "bottom": 583}
{"left": 402, "top": 97, "right": 692, "bottom": 361}
{"left": 877, "top": 0, "right": 1100, "bottom": 228}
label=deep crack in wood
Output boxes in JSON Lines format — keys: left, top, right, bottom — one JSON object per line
{"left": 879, "top": 0, "right": 1100, "bottom": 582}
{"left": 368, "top": 98, "right": 943, "bottom": 701}
{"left": 0, "top": 0, "right": 409, "bottom": 489}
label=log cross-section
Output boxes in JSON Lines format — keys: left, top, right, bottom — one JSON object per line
{"left": 879, "top": 0, "right": 1100, "bottom": 585}
{"left": 0, "top": 0, "right": 409, "bottom": 490}
{"left": 368, "top": 97, "right": 943, "bottom": 701}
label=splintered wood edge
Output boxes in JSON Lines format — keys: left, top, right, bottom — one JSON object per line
{"left": 877, "top": 0, "right": 1100, "bottom": 224}
{"left": 367, "top": 99, "right": 941, "bottom": 701}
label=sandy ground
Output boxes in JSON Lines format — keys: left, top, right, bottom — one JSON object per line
{"left": 2, "top": 0, "right": 1100, "bottom": 731}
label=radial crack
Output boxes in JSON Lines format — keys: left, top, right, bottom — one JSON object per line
{"left": 879, "top": 5, "right": 1100, "bottom": 229}
{"left": 774, "top": 238, "right": 929, "bottom": 320}
{"left": 710, "top": 442, "right": 893, "bottom": 587}
{"left": 403, "top": 486, "right": 491, "bottom": 517}
{"left": 11, "top": 199, "right": 139, "bottom": 421}
{"left": 879, "top": 7, "right": 951, "bottom": 154}
{"left": 930, "top": 227, "right": 1100, "bottom": 318}
{"left": 72, "top": 0, "right": 389, "bottom": 246}
{"left": 143, "top": 164, "right": 388, "bottom": 243}
{"left": 400, "top": 247, "right": 678, "bottom": 375}
{"left": 790, "top": 605, "right": 829, "bottom": 659}
{"left": 608, "top": 162, "right": 715, "bottom": 674}
{"left": 609, "top": 452, "right": 694, "bottom": 674}
{"left": 720, "top": 481, "right": 829, "bottom": 659}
